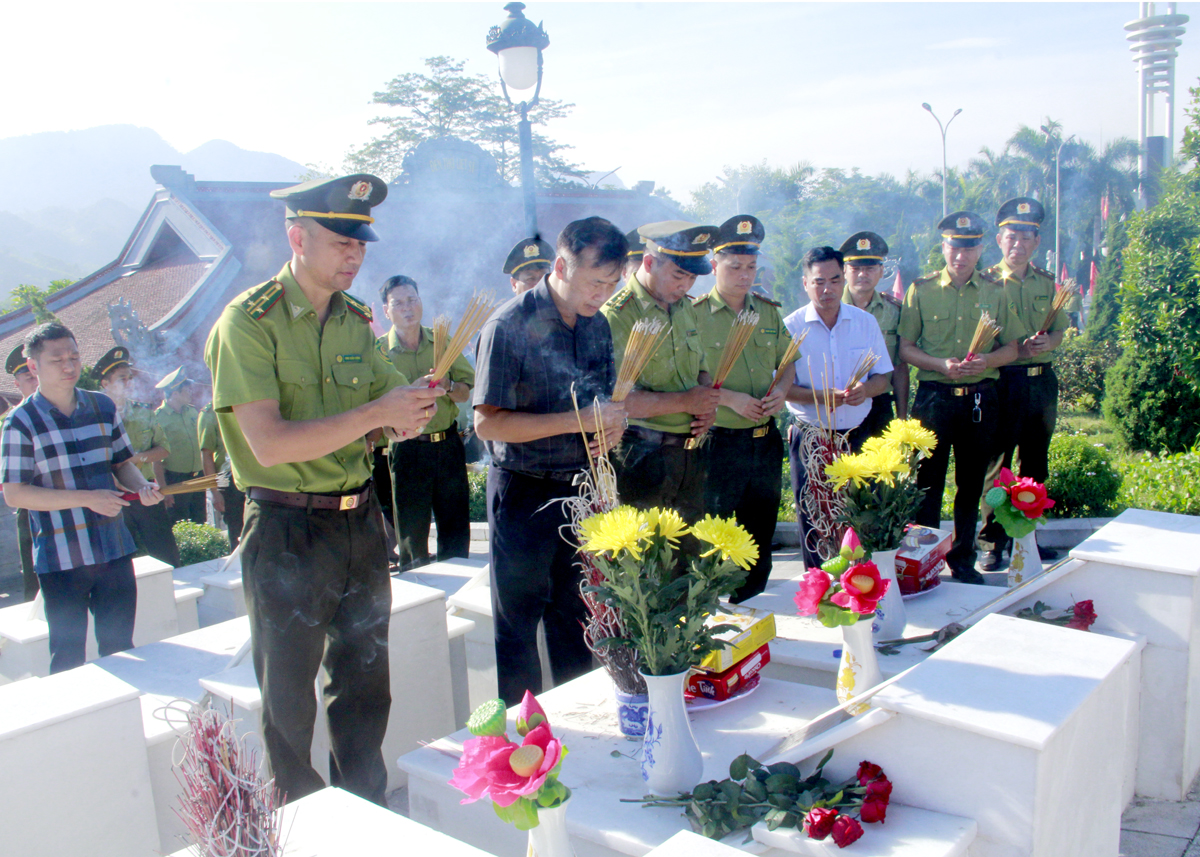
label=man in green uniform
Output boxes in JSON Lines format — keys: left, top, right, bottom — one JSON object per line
{"left": 623, "top": 227, "right": 645, "bottom": 283}
{"left": 198, "top": 401, "right": 245, "bottom": 551}
{"left": 839, "top": 231, "right": 909, "bottom": 449}
{"left": 898, "top": 212, "right": 1023, "bottom": 584}
{"left": 379, "top": 274, "right": 475, "bottom": 570}
{"left": 695, "top": 215, "right": 793, "bottom": 601}
{"left": 96, "top": 347, "right": 181, "bottom": 566}
{"left": 204, "top": 173, "right": 442, "bottom": 804}
{"left": 602, "top": 221, "right": 722, "bottom": 524}
{"left": 5, "top": 345, "right": 41, "bottom": 599}
{"left": 503, "top": 236, "right": 554, "bottom": 294}
{"left": 153, "top": 367, "right": 204, "bottom": 525}
{"left": 978, "top": 198, "right": 1068, "bottom": 570}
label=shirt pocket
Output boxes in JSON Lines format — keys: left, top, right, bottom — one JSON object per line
{"left": 751, "top": 332, "right": 778, "bottom": 373}
{"left": 332, "top": 362, "right": 375, "bottom": 409}
{"left": 277, "top": 359, "right": 318, "bottom": 420}
{"left": 684, "top": 331, "right": 704, "bottom": 380}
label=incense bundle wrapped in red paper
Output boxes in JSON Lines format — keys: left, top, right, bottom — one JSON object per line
{"left": 119, "top": 472, "right": 228, "bottom": 503}
{"left": 710, "top": 310, "right": 760, "bottom": 389}
{"left": 965, "top": 311, "right": 1002, "bottom": 361}
{"left": 1038, "top": 283, "right": 1074, "bottom": 334}
{"left": 428, "top": 294, "right": 496, "bottom": 386}
{"left": 764, "top": 329, "right": 808, "bottom": 397}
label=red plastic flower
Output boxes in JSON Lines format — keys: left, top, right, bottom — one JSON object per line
{"left": 830, "top": 561, "right": 889, "bottom": 615}
{"left": 1009, "top": 477, "right": 1055, "bottom": 519}
{"left": 449, "top": 717, "right": 564, "bottom": 807}
{"left": 803, "top": 807, "right": 839, "bottom": 840}
{"left": 856, "top": 761, "right": 883, "bottom": 786}
{"left": 1067, "top": 599, "right": 1097, "bottom": 631}
{"left": 993, "top": 467, "right": 1017, "bottom": 488}
{"left": 516, "top": 689, "right": 548, "bottom": 736}
{"left": 831, "top": 815, "right": 865, "bottom": 847}
{"left": 794, "top": 569, "right": 832, "bottom": 616}
{"left": 449, "top": 734, "right": 519, "bottom": 803}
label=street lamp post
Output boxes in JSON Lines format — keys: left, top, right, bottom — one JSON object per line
{"left": 487, "top": 2, "right": 550, "bottom": 238}
{"left": 1040, "top": 126, "right": 1076, "bottom": 280}
{"left": 922, "top": 103, "right": 962, "bottom": 217}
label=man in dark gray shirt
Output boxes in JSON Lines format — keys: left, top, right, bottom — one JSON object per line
{"left": 474, "top": 217, "right": 628, "bottom": 705}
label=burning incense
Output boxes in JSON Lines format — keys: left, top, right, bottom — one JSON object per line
{"left": 965, "top": 310, "right": 1002, "bottom": 361}
{"left": 1038, "top": 282, "right": 1074, "bottom": 334}
{"left": 429, "top": 294, "right": 497, "bottom": 385}
{"left": 613, "top": 318, "right": 669, "bottom": 402}
{"left": 121, "top": 472, "right": 227, "bottom": 503}
{"left": 711, "top": 310, "right": 760, "bottom": 389}
{"left": 764, "top": 329, "right": 808, "bottom": 397}
{"left": 431, "top": 314, "right": 451, "bottom": 366}
{"left": 845, "top": 349, "right": 880, "bottom": 390}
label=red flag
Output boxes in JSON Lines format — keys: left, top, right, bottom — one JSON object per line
{"left": 1061, "top": 264, "right": 1069, "bottom": 283}
{"left": 1089, "top": 262, "right": 1097, "bottom": 297}
{"left": 891, "top": 270, "right": 904, "bottom": 301}
{"left": 1101, "top": 193, "right": 1110, "bottom": 222}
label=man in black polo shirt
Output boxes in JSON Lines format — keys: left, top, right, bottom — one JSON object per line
{"left": 474, "top": 217, "right": 628, "bottom": 706}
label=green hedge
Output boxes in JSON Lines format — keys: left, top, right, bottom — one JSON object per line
{"left": 1045, "top": 435, "right": 1122, "bottom": 518}
{"left": 1054, "top": 329, "right": 1120, "bottom": 413}
{"left": 1118, "top": 448, "right": 1200, "bottom": 516}
{"left": 172, "top": 521, "right": 230, "bottom": 565}
{"left": 468, "top": 468, "right": 488, "bottom": 523}
{"left": 1103, "top": 350, "right": 1200, "bottom": 453}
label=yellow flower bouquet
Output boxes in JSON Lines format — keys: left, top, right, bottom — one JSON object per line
{"left": 578, "top": 506, "right": 755, "bottom": 676}
{"left": 824, "top": 419, "right": 938, "bottom": 555}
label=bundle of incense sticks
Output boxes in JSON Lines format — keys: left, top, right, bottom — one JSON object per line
{"left": 711, "top": 310, "right": 760, "bottom": 389}
{"left": 764, "top": 329, "right": 808, "bottom": 396}
{"left": 120, "top": 472, "right": 228, "bottom": 503}
{"left": 431, "top": 314, "right": 451, "bottom": 366}
{"left": 1038, "top": 282, "right": 1075, "bottom": 334}
{"left": 965, "top": 311, "right": 1002, "bottom": 360}
{"left": 845, "top": 349, "right": 880, "bottom": 389}
{"left": 612, "top": 318, "right": 669, "bottom": 402}
{"left": 429, "top": 294, "right": 497, "bottom": 385}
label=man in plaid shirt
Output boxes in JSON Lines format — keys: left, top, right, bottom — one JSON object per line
{"left": 1, "top": 322, "right": 164, "bottom": 673}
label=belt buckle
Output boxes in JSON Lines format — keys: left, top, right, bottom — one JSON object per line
{"left": 683, "top": 437, "right": 701, "bottom": 451}
{"left": 753, "top": 426, "right": 768, "bottom": 438}
{"left": 1029, "top": 366, "right": 1043, "bottom": 377}
{"left": 428, "top": 431, "right": 445, "bottom": 443}
{"left": 339, "top": 494, "right": 360, "bottom": 511}
{"left": 953, "top": 386, "right": 967, "bottom": 397}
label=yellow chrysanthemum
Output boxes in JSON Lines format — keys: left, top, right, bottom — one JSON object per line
{"left": 860, "top": 445, "right": 909, "bottom": 487}
{"left": 859, "top": 436, "right": 890, "bottom": 456}
{"left": 579, "top": 506, "right": 646, "bottom": 559}
{"left": 825, "top": 453, "right": 875, "bottom": 490}
{"left": 690, "top": 514, "right": 759, "bottom": 570}
{"left": 643, "top": 506, "right": 689, "bottom": 543}
{"left": 882, "top": 418, "right": 937, "bottom": 457}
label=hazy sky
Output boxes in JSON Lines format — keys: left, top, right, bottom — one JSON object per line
{"left": 5, "top": 1, "right": 1198, "bottom": 200}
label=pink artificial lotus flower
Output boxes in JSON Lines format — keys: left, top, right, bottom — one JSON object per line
{"left": 450, "top": 718, "right": 565, "bottom": 808}
{"left": 830, "top": 561, "right": 889, "bottom": 615}
{"left": 1009, "top": 477, "right": 1055, "bottom": 519}
{"left": 449, "top": 734, "right": 519, "bottom": 804}
{"left": 840, "top": 527, "right": 864, "bottom": 560}
{"left": 993, "top": 467, "right": 1017, "bottom": 488}
{"left": 794, "top": 569, "right": 832, "bottom": 616}
{"left": 516, "top": 689, "right": 549, "bottom": 737}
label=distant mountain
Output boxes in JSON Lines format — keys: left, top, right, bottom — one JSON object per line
{"left": 0, "top": 125, "right": 307, "bottom": 295}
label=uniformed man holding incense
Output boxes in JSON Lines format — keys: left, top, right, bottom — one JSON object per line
{"left": 897, "top": 212, "right": 1023, "bottom": 584}
{"left": 839, "top": 231, "right": 908, "bottom": 449}
{"left": 96, "top": 347, "right": 180, "bottom": 566}
{"left": 5, "top": 345, "right": 41, "bottom": 600}
{"left": 153, "top": 368, "right": 204, "bottom": 525}
{"left": 197, "top": 400, "right": 245, "bottom": 551}
{"left": 602, "top": 221, "right": 722, "bottom": 524}
{"left": 379, "top": 274, "right": 474, "bottom": 570}
{"left": 978, "top": 198, "right": 1067, "bottom": 570}
{"left": 694, "top": 215, "right": 793, "bottom": 601}
{"left": 503, "top": 236, "right": 555, "bottom": 294}
{"left": 204, "top": 173, "right": 442, "bottom": 805}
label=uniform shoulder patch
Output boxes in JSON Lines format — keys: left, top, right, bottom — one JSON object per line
{"left": 881, "top": 292, "right": 901, "bottom": 307}
{"left": 606, "top": 287, "right": 634, "bottom": 311}
{"left": 913, "top": 273, "right": 937, "bottom": 285}
{"left": 343, "top": 293, "right": 372, "bottom": 323}
{"left": 755, "top": 294, "right": 782, "bottom": 308}
{"left": 241, "top": 280, "right": 283, "bottom": 320}
{"left": 1031, "top": 264, "right": 1054, "bottom": 279}
{"left": 978, "top": 270, "right": 1000, "bottom": 285}
{"left": 131, "top": 401, "right": 152, "bottom": 410}
{"left": 691, "top": 292, "right": 710, "bottom": 306}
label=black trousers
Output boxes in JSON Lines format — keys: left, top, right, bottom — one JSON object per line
{"left": 240, "top": 492, "right": 392, "bottom": 806}
{"left": 388, "top": 432, "right": 471, "bottom": 570}
{"left": 979, "top": 367, "right": 1059, "bottom": 550}
{"left": 165, "top": 469, "right": 205, "bottom": 525}
{"left": 123, "top": 500, "right": 181, "bottom": 567}
{"left": 912, "top": 381, "right": 999, "bottom": 575}
{"left": 222, "top": 483, "right": 246, "bottom": 552}
{"left": 371, "top": 448, "right": 394, "bottom": 534}
{"left": 487, "top": 467, "right": 593, "bottom": 707}
{"left": 17, "top": 508, "right": 37, "bottom": 602}
{"left": 847, "top": 394, "right": 895, "bottom": 453}
{"left": 40, "top": 555, "right": 137, "bottom": 673}
{"left": 705, "top": 422, "right": 784, "bottom": 602}
{"left": 612, "top": 430, "right": 708, "bottom": 524}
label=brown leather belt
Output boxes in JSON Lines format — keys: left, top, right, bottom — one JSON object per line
{"left": 246, "top": 484, "right": 372, "bottom": 512}
{"left": 1002, "top": 365, "right": 1046, "bottom": 377}
{"left": 415, "top": 431, "right": 447, "bottom": 443}
{"left": 625, "top": 424, "right": 693, "bottom": 449}
{"left": 931, "top": 379, "right": 995, "bottom": 397}
{"left": 712, "top": 425, "right": 771, "bottom": 439}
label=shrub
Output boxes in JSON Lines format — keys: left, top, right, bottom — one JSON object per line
{"left": 1045, "top": 434, "right": 1122, "bottom": 518}
{"left": 1055, "top": 329, "right": 1120, "bottom": 412}
{"left": 173, "top": 521, "right": 230, "bottom": 565}
{"left": 1103, "top": 349, "right": 1200, "bottom": 453}
{"left": 1118, "top": 448, "right": 1200, "bottom": 516}
{"left": 468, "top": 467, "right": 488, "bottom": 523}
{"left": 778, "top": 456, "right": 795, "bottom": 522}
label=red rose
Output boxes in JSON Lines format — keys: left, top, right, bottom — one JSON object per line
{"left": 831, "top": 815, "right": 865, "bottom": 847}
{"left": 861, "top": 795, "right": 889, "bottom": 823}
{"left": 803, "top": 807, "right": 838, "bottom": 840}
{"left": 1067, "top": 599, "right": 1097, "bottom": 631}
{"left": 865, "top": 777, "right": 893, "bottom": 802}
{"left": 1009, "top": 477, "right": 1055, "bottom": 519}
{"left": 856, "top": 761, "right": 883, "bottom": 786}
{"left": 831, "top": 561, "right": 889, "bottom": 615}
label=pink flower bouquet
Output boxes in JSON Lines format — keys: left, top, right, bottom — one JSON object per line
{"left": 794, "top": 528, "right": 890, "bottom": 628}
{"left": 985, "top": 467, "right": 1055, "bottom": 539}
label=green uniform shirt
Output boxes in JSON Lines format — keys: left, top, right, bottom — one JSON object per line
{"left": 204, "top": 262, "right": 406, "bottom": 494}
{"left": 602, "top": 274, "right": 709, "bottom": 434}
{"left": 842, "top": 287, "right": 903, "bottom": 387}
{"left": 897, "top": 268, "right": 1026, "bottom": 385}
{"left": 121, "top": 401, "right": 169, "bottom": 481}
{"left": 154, "top": 402, "right": 202, "bottom": 473}
{"left": 381, "top": 326, "right": 475, "bottom": 436}
{"left": 988, "top": 260, "right": 1068, "bottom": 366}
{"left": 197, "top": 403, "right": 226, "bottom": 471}
{"left": 693, "top": 288, "right": 793, "bottom": 429}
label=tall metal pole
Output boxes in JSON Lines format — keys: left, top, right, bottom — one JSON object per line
{"left": 1055, "top": 142, "right": 1062, "bottom": 278}
{"left": 518, "top": 103, "right": 537, "bottom": 236}
{"left": 922, "top": 104, "right": 962, "bottom": 217}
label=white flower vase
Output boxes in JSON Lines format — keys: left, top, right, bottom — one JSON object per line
{"left": 527, "top": 795, "right": 575, "bottom": 857}
{"left": 868, "top": 549, "right": 906, "bottom": 642}
{"left": 837, "top": 617, "right": 883, "bottom": 716}
{"left": 640, "top": 670, "right": 704, "bottom": 795}
{"left": 1008, "top": 526, "right": 1043, "bottom": 588}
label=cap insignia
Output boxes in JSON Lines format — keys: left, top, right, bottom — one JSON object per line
{"left": 737, "top": 220, "right": 752, "bottom": 235}
{"left": 857, "top": 238, "right": 871, "bottom": 251}
{"left": 348, "top": 180, "right": 372, "bottom": 201}
{"left": 956, "top": 216, "right": 970, "bottom": 228}
{"left": 1017, "top": 202, "right": 1031, "bottom": 214}
{"left": 523, "top": 244, "right": 539, "bottom": 258}
{"left": 693, "top": 233, "right": 710, "bottom": 244}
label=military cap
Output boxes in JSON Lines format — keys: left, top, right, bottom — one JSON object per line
{"left": 638, "top": 220, "right": 719, "bottom": 276}
{"left": 711, "top": 215, "right": 765, "bottom": 255}
{"left": 502, "top": 236, "right": 555, "bottom": 275}
{"left": 270, "top": 174, "right": 388, "bottom": 242}
{"left": 94, "top": 346, "right": 132, "bottom": 379}
{"left": 5, "top": 344, "right": 29, "bottom": 376}
{"left": 155, "top": 366, "right": 191, "bottom": 393}
{"left": 938, "top": 211, "right": 987, "bottom": 248}
{"left": 839, "top": 231, "right": 888, "bottom": 266}
{"left": 996, "top": 197, "right": 1045, "bottom": 233}
{"left": 624, "top": 228, "right": 646, "bottom": 261}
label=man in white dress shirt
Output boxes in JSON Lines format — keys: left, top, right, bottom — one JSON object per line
{"left": 784, "top": 246, "right": 893, "bottom": 567}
